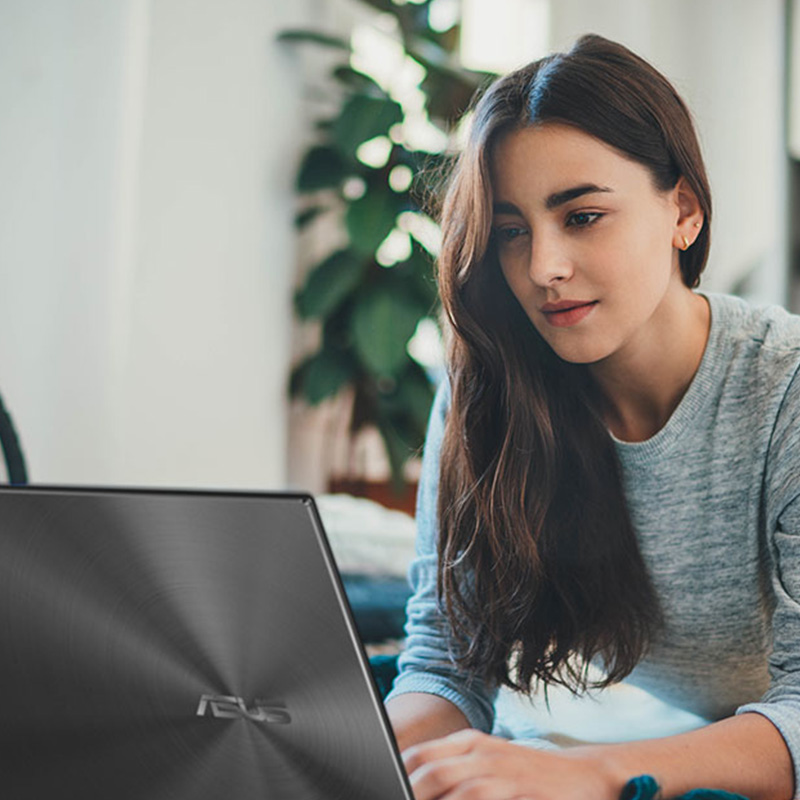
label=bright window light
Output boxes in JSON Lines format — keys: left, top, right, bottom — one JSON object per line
{"left": 356, "top": 136, "right": 393, "bottom": 168}
{"left": 460, "top": 0, "right": 550, "bottom": 74}
{"left": 429, "top": 0, "right": 460, "bottom": 33}
{"left": 398, "top": 211, "right": 441, "bottom": 257}
{"left": 389, "top": 164, "right": 414, "bottom": 192}
{"left": 376, "top": 229, "right": 413, "bottom": 266}
{"left": 350, "top": 20, "right": 447, "bottom": 155}
{"left": 342, "top": 176, "right": 367, "bottom": 200}
{"left": 408, "top": 317, "right": 444, "bottom": 371}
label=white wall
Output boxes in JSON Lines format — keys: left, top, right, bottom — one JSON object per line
{"left": 549, "top": 0, "right": 788, "bottom": 305}
{"left": 0, "top": 0, "right": 323, "bottom": 488}
{"left": 790, "top": 0, "right": 800, "bottom": 160}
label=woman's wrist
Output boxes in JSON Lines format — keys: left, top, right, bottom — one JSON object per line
{"left": 561, "top": 745, "right": 632, "bottom": 796}
{"left": 557, "top": 713, "right": 794, "bottom": 800}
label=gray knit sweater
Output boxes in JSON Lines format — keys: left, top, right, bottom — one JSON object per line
{"left": 386, "top": 292, "right": 800, "bottom": 792}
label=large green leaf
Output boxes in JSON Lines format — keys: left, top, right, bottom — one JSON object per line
{"left": 321, "top": 299, "right": 356, "bottom": 350}
{"left": 291, "top": 350, "right": 354, "bottom": 405}
{"left": 297, "top": 146, "right": 347, "bottom": 191}
{"left": 332, "top": 66, "right": 386, "bottom": 98}
{"left": 376, "top": 417, "right": 413, "bottom": 490}
{"left": 402, "top": 36, "right": 491, "bottom": 125}
{"left": 382, "top": 1, "right": 434, "bottom": 50}
{"left": 391, "top": 239, "right": 438, "bottom": 308}
{"left": 393, "top": 366, "right": 436, "bottom": 433}
{"left": 413, "top": 22, "right": 460, "bottom": 54}
{"left": 294, "top": 206, "right": 326, "bottom": 228}
{"left": 351, "top": 286, "right": 423, "bottom": 376}
{"left": 374, "top": 364, "right": 435, "bottom": 487}
{"left": 346, "top": 183, "right": 407, "bottom": 257}
{"left": 295, "top": 250, "right": 365, "bottom": 320}
{"left": 333, "top": 95, "right": 403, "bottom": 156}
{"left": 398, "top": 147, "right": 450, "bottom": 174}
{"left": 375, "top": 360, "right": 436, "bottom": 437}
{"left": 276, "top": 29, "right": 351, "bottom": 51}
{"left": 397, "top": 149, "right": 451, "bottom": 206}
{"left": 349, "top": 0, "right": 397, "bottom": 14}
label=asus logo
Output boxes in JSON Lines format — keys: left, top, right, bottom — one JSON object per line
{"left": 196, "top": 694, "right": 291, "bottom": 724}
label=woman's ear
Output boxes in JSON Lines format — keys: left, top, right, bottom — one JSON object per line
{"left": 672, "top": 177, "right": 704, "bottom": 252}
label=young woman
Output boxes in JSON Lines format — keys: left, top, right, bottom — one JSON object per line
{"left": 383, "top": 34, "right": 799, "bottom": 800}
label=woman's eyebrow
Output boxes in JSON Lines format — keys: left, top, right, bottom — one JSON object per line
{"left": 493, "top": 185, "right": 614, "bottom": 217}
{"left": 493, "top": 201, "right": 522, "bottom": 216}
{"left": 545, "top": 183, "right": 614, "bottom": 210}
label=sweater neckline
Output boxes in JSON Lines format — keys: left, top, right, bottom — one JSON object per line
{"left": 608, "top": 292, "right": 732, "bottom": 465}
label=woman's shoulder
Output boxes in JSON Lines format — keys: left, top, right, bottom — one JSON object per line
{"left": 702, "top": 294, "right": 800, "bottom": 444}
{"left": 705, "top": 292, "right": 800, "bottom": 357}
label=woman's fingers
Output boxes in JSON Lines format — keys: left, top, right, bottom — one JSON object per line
{"left": 400, "top": 731, "right": 615, "bottom": 800}
{"left": 403, "top": 730, "right": 513, "bottom": 800}
{"left": 403, "top": 729, "right": 492, "bottom": 774}
{"left": 417, "top": 775, "right": 524, "bottom": 800}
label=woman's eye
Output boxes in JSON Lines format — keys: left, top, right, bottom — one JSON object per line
{"left": 566, "top": 212, "right": 602, "bottom": 228}
{"left": 495, "top": 226, "right": 528, "bottom": 243}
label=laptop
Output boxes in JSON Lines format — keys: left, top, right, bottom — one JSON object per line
{"left": 0, "top": 485, "right": 414, "bottom": 799}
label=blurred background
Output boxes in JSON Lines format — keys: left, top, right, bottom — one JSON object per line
{"left": 1, "top": 0, "right": 798, "bottom": 502}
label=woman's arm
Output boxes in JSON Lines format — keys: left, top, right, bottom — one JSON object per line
{"left": 402, "top": 711, "right": 793, "bottom": 800}
{"left": 385, "top": 380, "right": 498, "bottom": 739}
{"left": 576, "top": 711, "right": 793, "bottom": 800}
{"left": 385, "top": 692, "right": 471, "bottom": 752}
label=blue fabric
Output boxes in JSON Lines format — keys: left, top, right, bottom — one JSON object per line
{"left": 620, "top": 776, "right": 662, "bottom": 800}
{"left": 370, "top": 654, "right": 400, "bottom": 699}
{"left": 342, "top": 574, "right": 412, "bottom": 644}
{"left": 621, "top": 775, "right": 748, "bottom": 800}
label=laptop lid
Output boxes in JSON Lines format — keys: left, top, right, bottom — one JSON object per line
{"left": 0, "top": 486, "right": 413, "bottom": 799}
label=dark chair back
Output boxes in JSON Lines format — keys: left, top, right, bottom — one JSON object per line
{"left": 0, "top": 394, "right": 27, "bottom": 484}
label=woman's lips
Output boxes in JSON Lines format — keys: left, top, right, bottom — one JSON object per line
{"left": 540, "top": 300, "right": 598, "bottom": 327}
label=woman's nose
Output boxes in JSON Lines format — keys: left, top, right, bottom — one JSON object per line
{"left": 526, "top": 236, "right": 573, "bottom": 286}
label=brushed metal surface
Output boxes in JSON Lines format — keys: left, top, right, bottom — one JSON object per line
{"left": 0, "top": 488, "right": 412, "bottom": 799}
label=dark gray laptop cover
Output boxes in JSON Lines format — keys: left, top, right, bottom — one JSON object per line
{"left": 0, "top": 486, "right": 413, "bottom": 799}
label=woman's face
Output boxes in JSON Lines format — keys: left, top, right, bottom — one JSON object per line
{"left": 490, "top": 123, "right": 691, "bottom": 365}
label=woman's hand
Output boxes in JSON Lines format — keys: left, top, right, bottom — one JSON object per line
{"left": 402, "top": 729, "right": 620, "bottom": 800}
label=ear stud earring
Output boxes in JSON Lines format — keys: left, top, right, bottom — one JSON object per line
{"left": 682, "top": 236, "right": 690, "bottom": 250}
{"left": 694, "top": 222, "right": 701, "bottom": 228}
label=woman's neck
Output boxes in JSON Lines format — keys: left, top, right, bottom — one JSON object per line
{"left": 587, "top": 289, "right": 711, "bottom": 443}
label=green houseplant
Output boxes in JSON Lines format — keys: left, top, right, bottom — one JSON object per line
{"left": 281, "top": 0, "right": 491, "bottom": 493}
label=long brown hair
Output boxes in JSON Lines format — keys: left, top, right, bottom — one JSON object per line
{"left": 436, "top": 34, "right": 712, "bottom": 694}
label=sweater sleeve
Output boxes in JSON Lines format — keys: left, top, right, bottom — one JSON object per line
{"left": 384, "top": 379, "right": 498, "bottom": 732}
{"left": 736, "top": 364, "right": 800, "bottom": 795}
